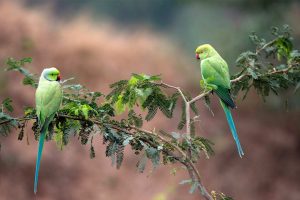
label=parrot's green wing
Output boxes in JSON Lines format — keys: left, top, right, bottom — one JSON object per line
{"left": 201, "top": 56, "right": 231, "bottom": 89}
{"left": 36, "top": 81, "right": 62, "bottom": 128}
{"left": 201, "top": 56, "right": 235, "bottom": 108}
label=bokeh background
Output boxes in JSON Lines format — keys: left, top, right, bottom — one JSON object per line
{"left": 0, "top": 0, "right": 300, "bottom": 200}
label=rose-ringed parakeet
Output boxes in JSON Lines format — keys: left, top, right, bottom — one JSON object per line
{"left": 34, "top": 67, "right": 63, "bottom": 193}
{"left": 195, "top": 44, "right": 244, "bottom": 158}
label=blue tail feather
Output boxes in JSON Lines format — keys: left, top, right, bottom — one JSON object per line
{"left": 34, "top": 130, "right": 46, "bottom": 194}
{"left": 220, "top": 101, "right": 244, "bottom": 158}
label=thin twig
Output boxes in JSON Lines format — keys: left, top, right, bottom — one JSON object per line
{"left": 0, "top": 117, "right": 35, "bottom": 126}
{"left": 255, "top": 39, "right": 276, "bottom": 54}
{"left": 155, "top": 82, "right": 213, "bottom": 199}
{"left": 130, "top": 126, "right": 212, "bottom": 200}
{"left": 61, "top": 77, "right": 75, "bottom": 84}
{"left": 186, "top": 102, "right": 191, "bottom": 135}
{"left": 189, "top": 90, "right": 211, "bottom": 104}
{"left": 230, "top": 64, "right": 294, "bottom": 83}
{"left": 231, "top": 73, "right": 248, "bottom": 83}
{"left": 159, "top": 81, "right": 188, "bottom": 103}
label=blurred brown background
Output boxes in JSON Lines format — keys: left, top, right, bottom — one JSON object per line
{"left": 0, "top": 1, "right": 300, "bottom": 200}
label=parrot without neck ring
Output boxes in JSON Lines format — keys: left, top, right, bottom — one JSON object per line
{"left": 195, "top": 44, "right": 244, "bottom": 158}
{"left": 34, "top": 67, "right": 63, "bottom": 193}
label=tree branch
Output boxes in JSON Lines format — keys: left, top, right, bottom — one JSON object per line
{"left": 255, "top": 39, "right": 276, "bottom": 54}
{"left": 3, "top": 113, "right": 212, "bottom": 200}
{"left": 189, "top": 90, "right": 211, "bottom": 104}
{"left": 230, "top": 64, "right": 295, "bottom": 83}
{"left": 3, "top": 63, "right": 294, "bottom": 200}
{"left": 0, "top": 117, "right": 35, "bottom": 126}
{"left": 154, "top": 83, "right": 213, "bottom": 199}
{"left": 159, "top": 81, "right": 188, "bottom": 103}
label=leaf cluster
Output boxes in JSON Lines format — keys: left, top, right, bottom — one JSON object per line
{"left": 106, "top": 74, "right": 179, "bottom": 120}
{"left": 232, "top": 25, "right": 300, "bottom": 101}
{"left": 0, "top": 99, "right": 17, "bottom": 136}
{"left": 4, "top": 57, "right": 37, "bottom": 88}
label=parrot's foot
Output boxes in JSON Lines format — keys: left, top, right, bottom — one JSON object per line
{"left": 204, "top": 83, "right": 217, "bottom": 91}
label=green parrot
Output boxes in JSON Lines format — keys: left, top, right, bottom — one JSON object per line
{"left": 195, "top": 44, "right": 244, "bottom": 158}
{"left": 34, "top": 67, "right": 63, "bottom": 193}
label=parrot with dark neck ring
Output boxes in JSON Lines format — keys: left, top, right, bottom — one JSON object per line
{"left": 195, "top": 44, "right": 244, "bottom": 158}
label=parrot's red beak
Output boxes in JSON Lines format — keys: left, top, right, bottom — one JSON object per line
{"left": 57, "top": 74, "right": 61, "bottom": 81}
{"left": 195, "top": 53, "right": 200, "bottom": 60}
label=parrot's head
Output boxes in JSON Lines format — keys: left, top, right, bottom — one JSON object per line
{"left": 195, "top": 44, "right": 217, "bottom": 60}
{"left": 42, "top": 67, "right": 61, "bottom": 81}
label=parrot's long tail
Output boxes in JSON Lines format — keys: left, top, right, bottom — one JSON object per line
{"left": 220, "top": 100, "right": 244, "bottom": 158}
{"left": 34, "top": 130, "right": 46, "bottom": 194}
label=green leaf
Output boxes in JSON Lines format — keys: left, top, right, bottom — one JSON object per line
{"left": 290, "top": 50, "right": 300, "bottom": 62}
{"left": 109, "top": 80, "right": 128, "bottom": 89}
{"left": 128, "top": 76, "right": 139, "bottom": 86}
{"left": 81, "top": 105, "right": 90, "bottom": 119}
{"left": 294, "top": 82, "right": 300, "bottom": 93}
{"left": 276, "top": 37, "right": 293, "bottom": 60}
{"left": 115, "top": 95, "right": 126, "bottom": 114}
{"left": 145, "top": 105, "right": 158, "bottom": 121}
{"left": 5, "top": 57, "right": 37, "bottom": 88}
{"left": 136, "top": 88, "right": 153, "bottom": 105}
{"left": 171, "top": 132, "right": 181, "bottom": 140}
{"left": 128, "top": 110, "right": 143, "bottom": 127}
{"left": 194, "top": 137, "right": 215, "bottom": 158}
{"left": 90, "top": 92, "right": 102, "bottom": 102}
{"left": 146, "top": 147, "right": 160, "bottom": 168}
{"left": 20, "top": 57, "right": 33, "bottom": 64}
{"left": 116, "top": 144, "right": 124, "bottom": 169}
{"left": 189, "top": 181, "right": 199, "bottom": 194}
{"left": 24, "top": 107, "right": 36, "bottom": 116}
{"left": 211, "top": 191, "right": 234, "bottom": 200}
{"left": 179, "top": 179, "right": 192, "bottom": 185}
{"left": 2, "top": 98, "right": 13, "bottom": 112}
{"left": 137, "top": 153, "right": 147, "bottom": 173}
{"left": 236, "top": 51, "right": 257, "bottom": 67}
{"left": 123, "top": 136, "right": 134, "bottom": 146}
{"left": 54, "top": 129, "right": 64, "bottom": 150}
{"left": 0, "top": 112, "right": 18, "bottom": 136}
{"left": 190, "top": 102, "right": 199, "bottom": 115}
{"left": 247, "top": 68, "right": 258, "bottom": 79}
{"left": 23, "top": 76, "right": 36, "bottom": 87}
{"left": 204, "top": 96, "right": 214, "bottom": 116}
{"left": 90, "top": 145, "right": 96, "bottom": 159}
{"left": 131, "top": 73, "right": 145, "bottom": 81}
{"left": 149, "top": 74, "right": 161, "bottom": 81}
